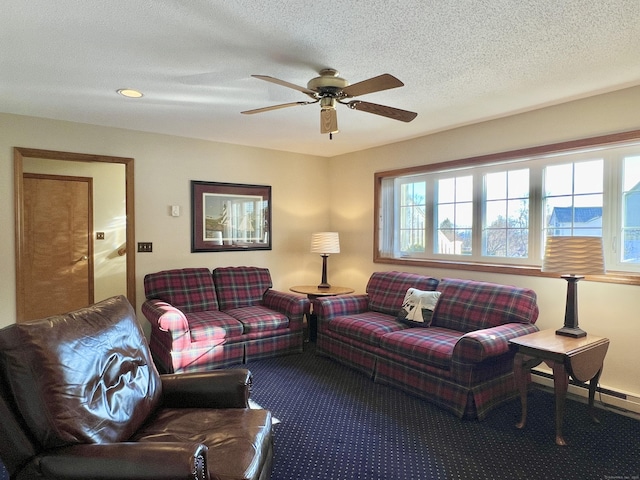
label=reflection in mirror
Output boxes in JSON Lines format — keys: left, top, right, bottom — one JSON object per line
{"left": 14, "top": 148, "right": 135, "bottom": 322}
{"left": 24, "top": 158, "right": 127, "bottom": 301}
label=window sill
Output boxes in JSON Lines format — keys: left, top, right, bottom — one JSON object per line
{"left": 373, "top": 255, "right": 640, "bottom": 286}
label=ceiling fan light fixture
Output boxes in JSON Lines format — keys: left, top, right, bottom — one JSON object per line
{"left": 320, "top": 97, "right": 336, "bottom": 110}
{"left": 320, "top": 108, "right": 338, "bottom": 135}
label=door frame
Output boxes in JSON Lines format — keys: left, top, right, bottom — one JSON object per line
{"left": 14, "top": 147, "right": 135, "bottom": 322}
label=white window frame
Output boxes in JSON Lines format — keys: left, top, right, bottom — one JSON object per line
{"left": 374, "top": 130, "right": 640, "bottom": 285}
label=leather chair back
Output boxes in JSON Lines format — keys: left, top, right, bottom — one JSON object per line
{"left": 0, "top": 375, "right": 39, "bottom": 476}
{"left": 0, "top": 296, "right": 162, "bottom": 476}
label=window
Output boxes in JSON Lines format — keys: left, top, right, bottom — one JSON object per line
{"left": 484, "top": 168, "right": 529, "bottom": 258}
{"left": 622, "top": 155, "right": 640, "bottom": 263}
{"left": 543, "top": 159, "right": 603, "bottom": 238}
{"left": 435, "top": 175, "right": 473, "bottom": 255}
{"left": 374, "top": 130, "right": 640, "bottom": 284}
{"left": 399, "top": 180, "right": 426, "bottom": 253}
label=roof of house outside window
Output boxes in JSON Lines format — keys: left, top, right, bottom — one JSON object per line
{"left": 550, "top": 207, "right": 602, "bottom": 224}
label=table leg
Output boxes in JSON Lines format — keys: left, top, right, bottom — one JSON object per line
{"left": 552, "top": 361, "right": 569, "bottom": 446}
{"left": 588, "top": 368, "right": 603, "bottom": 424}
{"left": 308, "top": 312, "right": 318, "bottom": 342}
{"left": 307, "top": 295, "right": 318, "bottom": 343}
{"left": 513, "top": 353, "right": 528, "bottom": 429}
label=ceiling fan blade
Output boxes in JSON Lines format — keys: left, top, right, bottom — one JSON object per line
{"left": 241, "top": 100, "right": 317, "bottom": 115}
{"left": 251, "top": 75, "right": 318, "bottom": 95}
{"left": 347, "top": 100, "right": 418, "bottom": 122}
{"left": 320, "top": 108, "right": 338, "bottom": 134}
{"left": 341, "top": 74, "right": 404, "bottom": 98}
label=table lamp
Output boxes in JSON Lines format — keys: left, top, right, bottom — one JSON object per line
{"left": 541, "top": 236, "right": 605, "bottom": 338}
{"left": 311, "top": 232, "right": 340, "bottom": 289}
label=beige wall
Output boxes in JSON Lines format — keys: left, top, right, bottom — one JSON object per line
{"left": 1, "top": 84, "right": 639, "bottom": 406}
{"left": 329, "top": 85, "right": 640, "bottom": 405}
{"left": 0, "top": 113, "right": 329, "bottom": 327}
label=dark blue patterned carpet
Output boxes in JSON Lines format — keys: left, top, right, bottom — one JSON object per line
{"left": 2, "top": 344, "right": 637, "bottom": 480}
{"left": 245, "top": 344, "right": 639, "bottom": 480}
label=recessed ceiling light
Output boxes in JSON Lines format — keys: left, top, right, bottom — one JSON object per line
{"left": 117, "top": 88, "right": 143, "bottom": 98}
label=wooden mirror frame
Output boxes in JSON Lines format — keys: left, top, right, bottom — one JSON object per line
{"left": 14, "top": 147, "right": 135, "bottom": 321}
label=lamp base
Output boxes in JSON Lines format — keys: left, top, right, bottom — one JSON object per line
{"left": 317, "top": 254, "right": 331, "bottom": 290}
{"left": 556, "top": 274, "right": 587, "bottom": 338}
{"left": 555, "top": 325, "right": 587, "bottom": 338}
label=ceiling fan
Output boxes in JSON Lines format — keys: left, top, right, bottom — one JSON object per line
{"left": 241, "top": 68, "right": 417, "bottom": 138}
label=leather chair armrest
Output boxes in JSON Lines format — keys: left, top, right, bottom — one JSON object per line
{"left": 160, "top": 369, "right": 252, "bottom": 408}
{"left": 35, "top": 442, "right": 208, "bottom": 480}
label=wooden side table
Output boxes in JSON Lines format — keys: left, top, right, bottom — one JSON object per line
{"left": 289, "top": 285, "right": 354, "bottom": 342}
{"left": 509, "top": 329, "right": 609, "bottom": 445}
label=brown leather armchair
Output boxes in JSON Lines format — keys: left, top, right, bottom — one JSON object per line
{"left": 0, "top": 295, "right": 273, "bottom": 480}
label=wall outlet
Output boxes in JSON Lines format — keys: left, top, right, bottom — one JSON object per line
{"left": 137, "top": 242, "right": 153, "bottom": 253}
{"left": 171, "top": 205, "right": 180, "bottom": 217}
{"left": 96, "top": 232, "right": 105, "bottom": 240}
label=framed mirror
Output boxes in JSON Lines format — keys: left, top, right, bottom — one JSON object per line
{"left": 14, "top": 147, "right": 135, "bottom": 322}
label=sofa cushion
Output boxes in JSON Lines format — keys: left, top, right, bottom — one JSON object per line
{"left": 367, "top": 271, "right": 439, "bottom": 316}
{"left": 225, "top": 306, "right": 290, "bottom": 333}
{"left": 0, "top": 296, "right": 161, "bottom": 449}
{"left": 144, "top": 267, "right": 219, "bottom": 313}
{"left": 397, "top": 289, "right": 441, "bottom": 327}
{"left": 380, "top": 327, "right": 460, "bottom": 370}
{"left": 186, "top": 310, "right": 245, "bottom": 343}
{"left": 328, "top": 312, "right": 408, "bottom": 347}
{"left": 433, "top": 278, "right": 539, "bottom": 332}
{"left": 213, "top": 266, "right": 272, "bottom": 310}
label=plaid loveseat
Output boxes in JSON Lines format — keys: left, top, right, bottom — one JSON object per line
{"left": 142, "top": 266, "right": 309, "bottom": 373}
{"left": 315, "top": 272, "right": 539, "bottom": 420}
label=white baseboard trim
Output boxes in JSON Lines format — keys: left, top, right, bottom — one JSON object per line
{"left": 531, "top": 371, "right": 640, "bottom": 421}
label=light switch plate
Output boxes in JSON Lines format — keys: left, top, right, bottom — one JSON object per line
{"left": 137, "top": 242, "right": 153, "bottom": 253}
{"left": 171, "top": 205, "right": 180, "bottom": 217}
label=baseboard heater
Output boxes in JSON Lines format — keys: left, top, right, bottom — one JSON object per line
{"left": 531, "top": 370, "right": 625, "bottom": 398}
{"left": 530, "top": 370, "right": 640, "bottom": 418}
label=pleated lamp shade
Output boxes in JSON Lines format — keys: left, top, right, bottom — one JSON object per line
{"left": 542, "top": 235, "right": 605, "bottom": 338}
{"left": 542, "top": 236, "right": 605, "bottom": 276}
{"left": 310, "top": 232, "right": 340, "bottom": 254}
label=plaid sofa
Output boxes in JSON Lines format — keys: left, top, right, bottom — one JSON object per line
{"left": 315, "top": 272, "right": 539, "bottom": 420}
{"left": 142, "top": 266, "right": 309, "bottom": 373}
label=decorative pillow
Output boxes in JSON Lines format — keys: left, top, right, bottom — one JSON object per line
{"left": 397, "top": 288, "right": 441, "bottom": 327}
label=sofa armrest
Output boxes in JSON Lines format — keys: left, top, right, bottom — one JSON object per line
{"left": 141, "top": 300, "right": 191, "bottom": 351}
{"left": 36, "top": 442, "right": 208, "bottom": 480}
{"left": 452, "top": 323, "right": 540, "bottom": 364}
{"left": 160, "top": 369, "right": 252, "bottom": 408}
{"left": 314, "top": 294, "right": 370, "bottom": 321}
{"left": 263, "top": 290, "right": 309, "bottom": 323}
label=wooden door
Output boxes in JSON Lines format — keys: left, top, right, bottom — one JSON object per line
{"left": 20, "top": 173, "right": 94, "bottom": 321}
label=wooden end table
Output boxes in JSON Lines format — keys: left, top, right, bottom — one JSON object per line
{"left": 509, "top": 329, "right": 609, "bottom": 446}
{"left": 289, "top": 285, "right": 354, "bottom": 342}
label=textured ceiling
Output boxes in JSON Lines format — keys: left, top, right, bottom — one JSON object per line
{"left": 2, "top": 1, "right": 640, "bottom": 157}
